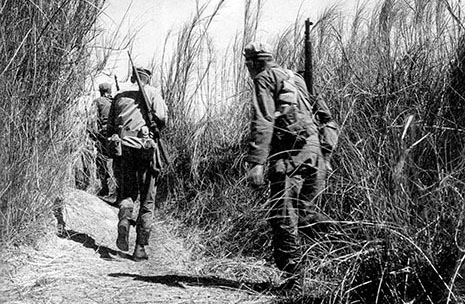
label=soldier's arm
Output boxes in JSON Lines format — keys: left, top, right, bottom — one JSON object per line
{"left": 154, "top": 87, "right": 168, "bottom": 129}
{"left": 246, "top": 76, "right": 275, "bottom": 165}
{"left": 147, "top": 86, "right": 167, "bottom": 130}
{"left": 107, "top": 95, "right": 117, "bottom": 136}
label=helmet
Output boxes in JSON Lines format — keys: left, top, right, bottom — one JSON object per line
{"left": 243, "top": 41, "right": 273, "bottom": 61}
{"left": 98, "top": 82, "right": 111, "bottom": 93}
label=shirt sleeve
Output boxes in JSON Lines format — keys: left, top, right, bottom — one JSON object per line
{"left": 246, "top": 75, "right": 275, "bottom": 165}
{"left": 147, "top": 86, "right": 168, "bottom": 128}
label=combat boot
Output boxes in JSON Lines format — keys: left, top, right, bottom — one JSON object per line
{"left": 116, "top": 218, "right": 130, "bottom": 251}
{"left": 133, "top": 244, "right": 148, "bottom": 261}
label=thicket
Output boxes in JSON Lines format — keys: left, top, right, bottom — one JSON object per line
{"left": 159, "top": 0, "right": 465, "bottom": 303}
{"left": 0, "top": 0, "right": 104, "bottom": 245}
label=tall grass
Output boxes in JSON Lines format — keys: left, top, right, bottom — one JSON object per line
{"left": 3, "top": 0, "right": 465, "bottom": 302}
{"left": 303, "top": 1, "right": 465, "bottom": 302}
{"left": 159, "top": 0, "right": 465, "bottom": 302}
{"left": 155, "top": 1, "right": 276, "bottom": 263}
{"left": 0, "top": 0, "right": 104, "bottom": 246}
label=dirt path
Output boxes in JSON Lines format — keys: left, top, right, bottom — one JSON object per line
{"left": 0, "top": 189, "right": 276, "bottom": 304}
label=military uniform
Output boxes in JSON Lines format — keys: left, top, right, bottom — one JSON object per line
{"left": 89, "top": 83, "right": 113, "bottom": 196}
{"left": 245, "top": 44, "right": 333, "bottom": 281}
{"left": 107, "top": 79, "right": 167, "bottom": 258}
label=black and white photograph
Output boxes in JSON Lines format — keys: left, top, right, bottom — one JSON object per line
{"left": 1, "top": 0, "right": 465, "bottom": 303}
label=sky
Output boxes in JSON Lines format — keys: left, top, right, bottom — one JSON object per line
{"left": 92, "top": 0, "right": 373, "bottom": 86}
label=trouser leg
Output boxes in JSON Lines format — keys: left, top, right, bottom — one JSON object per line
{"left": 115, "top": 148, "right": 138, "bottom": 252}
{"left": 116, "top": 148, "right": 139, "bottom": 223}
{"left": 135, "top": 149, "right": 158, "bottom": 246}
{"left": 298, "top": 160, "right": 330, "bottom": 238}
{"left": 116, "top": 197, "right": 133, "bottom": 252}
{"left": 118, "top": 198, "right": 134, "bottom": 221}
{"left": 268, "top": 171, "right": 302, "bottom": 272}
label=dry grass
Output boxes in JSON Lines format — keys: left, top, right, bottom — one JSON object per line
{"left": 0, "top": 0, "right": 106, "bottom": 246}
{"left": 157, "top": 0, "right": 465, "bottom": 303}
{"left": 3, "top": 0, "right": 465, "bottom": 303}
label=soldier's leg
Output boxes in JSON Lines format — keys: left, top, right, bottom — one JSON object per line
{"left": 117, "top": 197, "right": 133, "bottom": 251}
{"left": 117, "top": 147, "right": 139, "bottom": 202}
{"left": 269, "top": 168, "right": 306, "bottom": 293}
{"left": 268, "top": 166, "right": 301, "bottom": 272}
{"left": 132, "top": 149, "right": 158, "bottom": 260}
{"left": 116, "top": 147, "right": 138, "bottom": 251}
{"left": 297, "top": 158, "right": 330, "bottom": 238}
{"left": 136, "top": 167, "right": 157, "bottom": 245}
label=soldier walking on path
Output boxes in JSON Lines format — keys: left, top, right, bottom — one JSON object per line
{"left": 88, "top": 82, "right": 113, "bottom": 197}
{"left": 242, "top": 41, "right": 335, "bottom": 293}
{"left": 107, "top": 67, "right": 167, "bottom": 261}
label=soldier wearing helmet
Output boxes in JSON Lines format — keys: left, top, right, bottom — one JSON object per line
{"left": 107, "top": 66, "right": 167, "bottom": 261}
{"left": 243, "top": 41, "right": 332, "bottom": 294}
{"left": 88, "top": 82, "right": 113, "bottom": 197}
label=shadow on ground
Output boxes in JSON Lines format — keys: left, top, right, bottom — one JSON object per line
{"left": 58, "top": 229, "right": 133, "bottom": 261}
{"left": 108, "top": 272, "right": 272, "bottom": 293}
{"left": 109, "top": 273, "right": 329, "bottom": 303}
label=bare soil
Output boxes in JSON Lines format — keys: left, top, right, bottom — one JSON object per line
{"left": 0, "top": 189, "right": 277, "bottom": 304}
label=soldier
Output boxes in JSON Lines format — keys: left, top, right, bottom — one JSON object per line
{"left": 88, "top": 82, "right": 113, "bottom": 197}
{"left": 243, "top": 41, "right": 333, "bottom": 293}
{"left": 107, "top": 67, "right": 167, "bottom": 261}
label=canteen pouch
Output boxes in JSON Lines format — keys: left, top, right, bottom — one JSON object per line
{"left": 274, "top": 104, "right": 313, "bottom": 150}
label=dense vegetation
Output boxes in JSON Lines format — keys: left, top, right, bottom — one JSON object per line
{"left": 0, "top": 0, "right": 103, "bottom": 245}
{"left": 2, "top": 0, "right": 465, "bottom": 303}
{"left": 160, "top": 0, "right": 465, "bottom": 302}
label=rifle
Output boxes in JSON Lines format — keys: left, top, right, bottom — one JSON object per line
{"left": 303, "top": 19, "right": 340, "bottom": 164}
{"left": 304, "top": 18, "right": 314, "bottom": 96}
{"left": 114, "top": 75, "right": 120, "bottom": 92}
{"left": 127, "top": 51, "right": 170, "bottom": 166}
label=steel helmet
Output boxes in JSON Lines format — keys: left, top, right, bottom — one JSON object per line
{"left": 98, "top": 82, "right": 111, "bottom": 93}
{"left": 243, "top": 41, "right": 273, "bottom": 61}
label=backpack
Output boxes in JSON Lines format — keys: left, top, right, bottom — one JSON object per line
{"left": 276, "top": 69, "right": 340, "bottom": 159}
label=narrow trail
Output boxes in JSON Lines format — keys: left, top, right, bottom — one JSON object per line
{"left": 1, "top": 189, "right": 276, "bottom": 304}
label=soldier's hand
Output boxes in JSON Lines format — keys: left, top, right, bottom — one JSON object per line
{"left": 248, "top": 164, "right": 264, "bottom": 186}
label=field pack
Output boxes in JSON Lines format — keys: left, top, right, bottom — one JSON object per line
{"left": 275, "top": 68, "right": 339, "bottom": 159}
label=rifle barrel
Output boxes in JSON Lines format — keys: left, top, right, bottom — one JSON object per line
{"left": 127, "top": 51, "right": 153, "bottom": 125}
{"left": 304, "top": 18, "right": 314, "bottom": 96}
{"left": 127, "top": 51, "right": 170, "bottom": 165}
{"left": 114, "top": 75, "right": 120, "bottom": 92}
